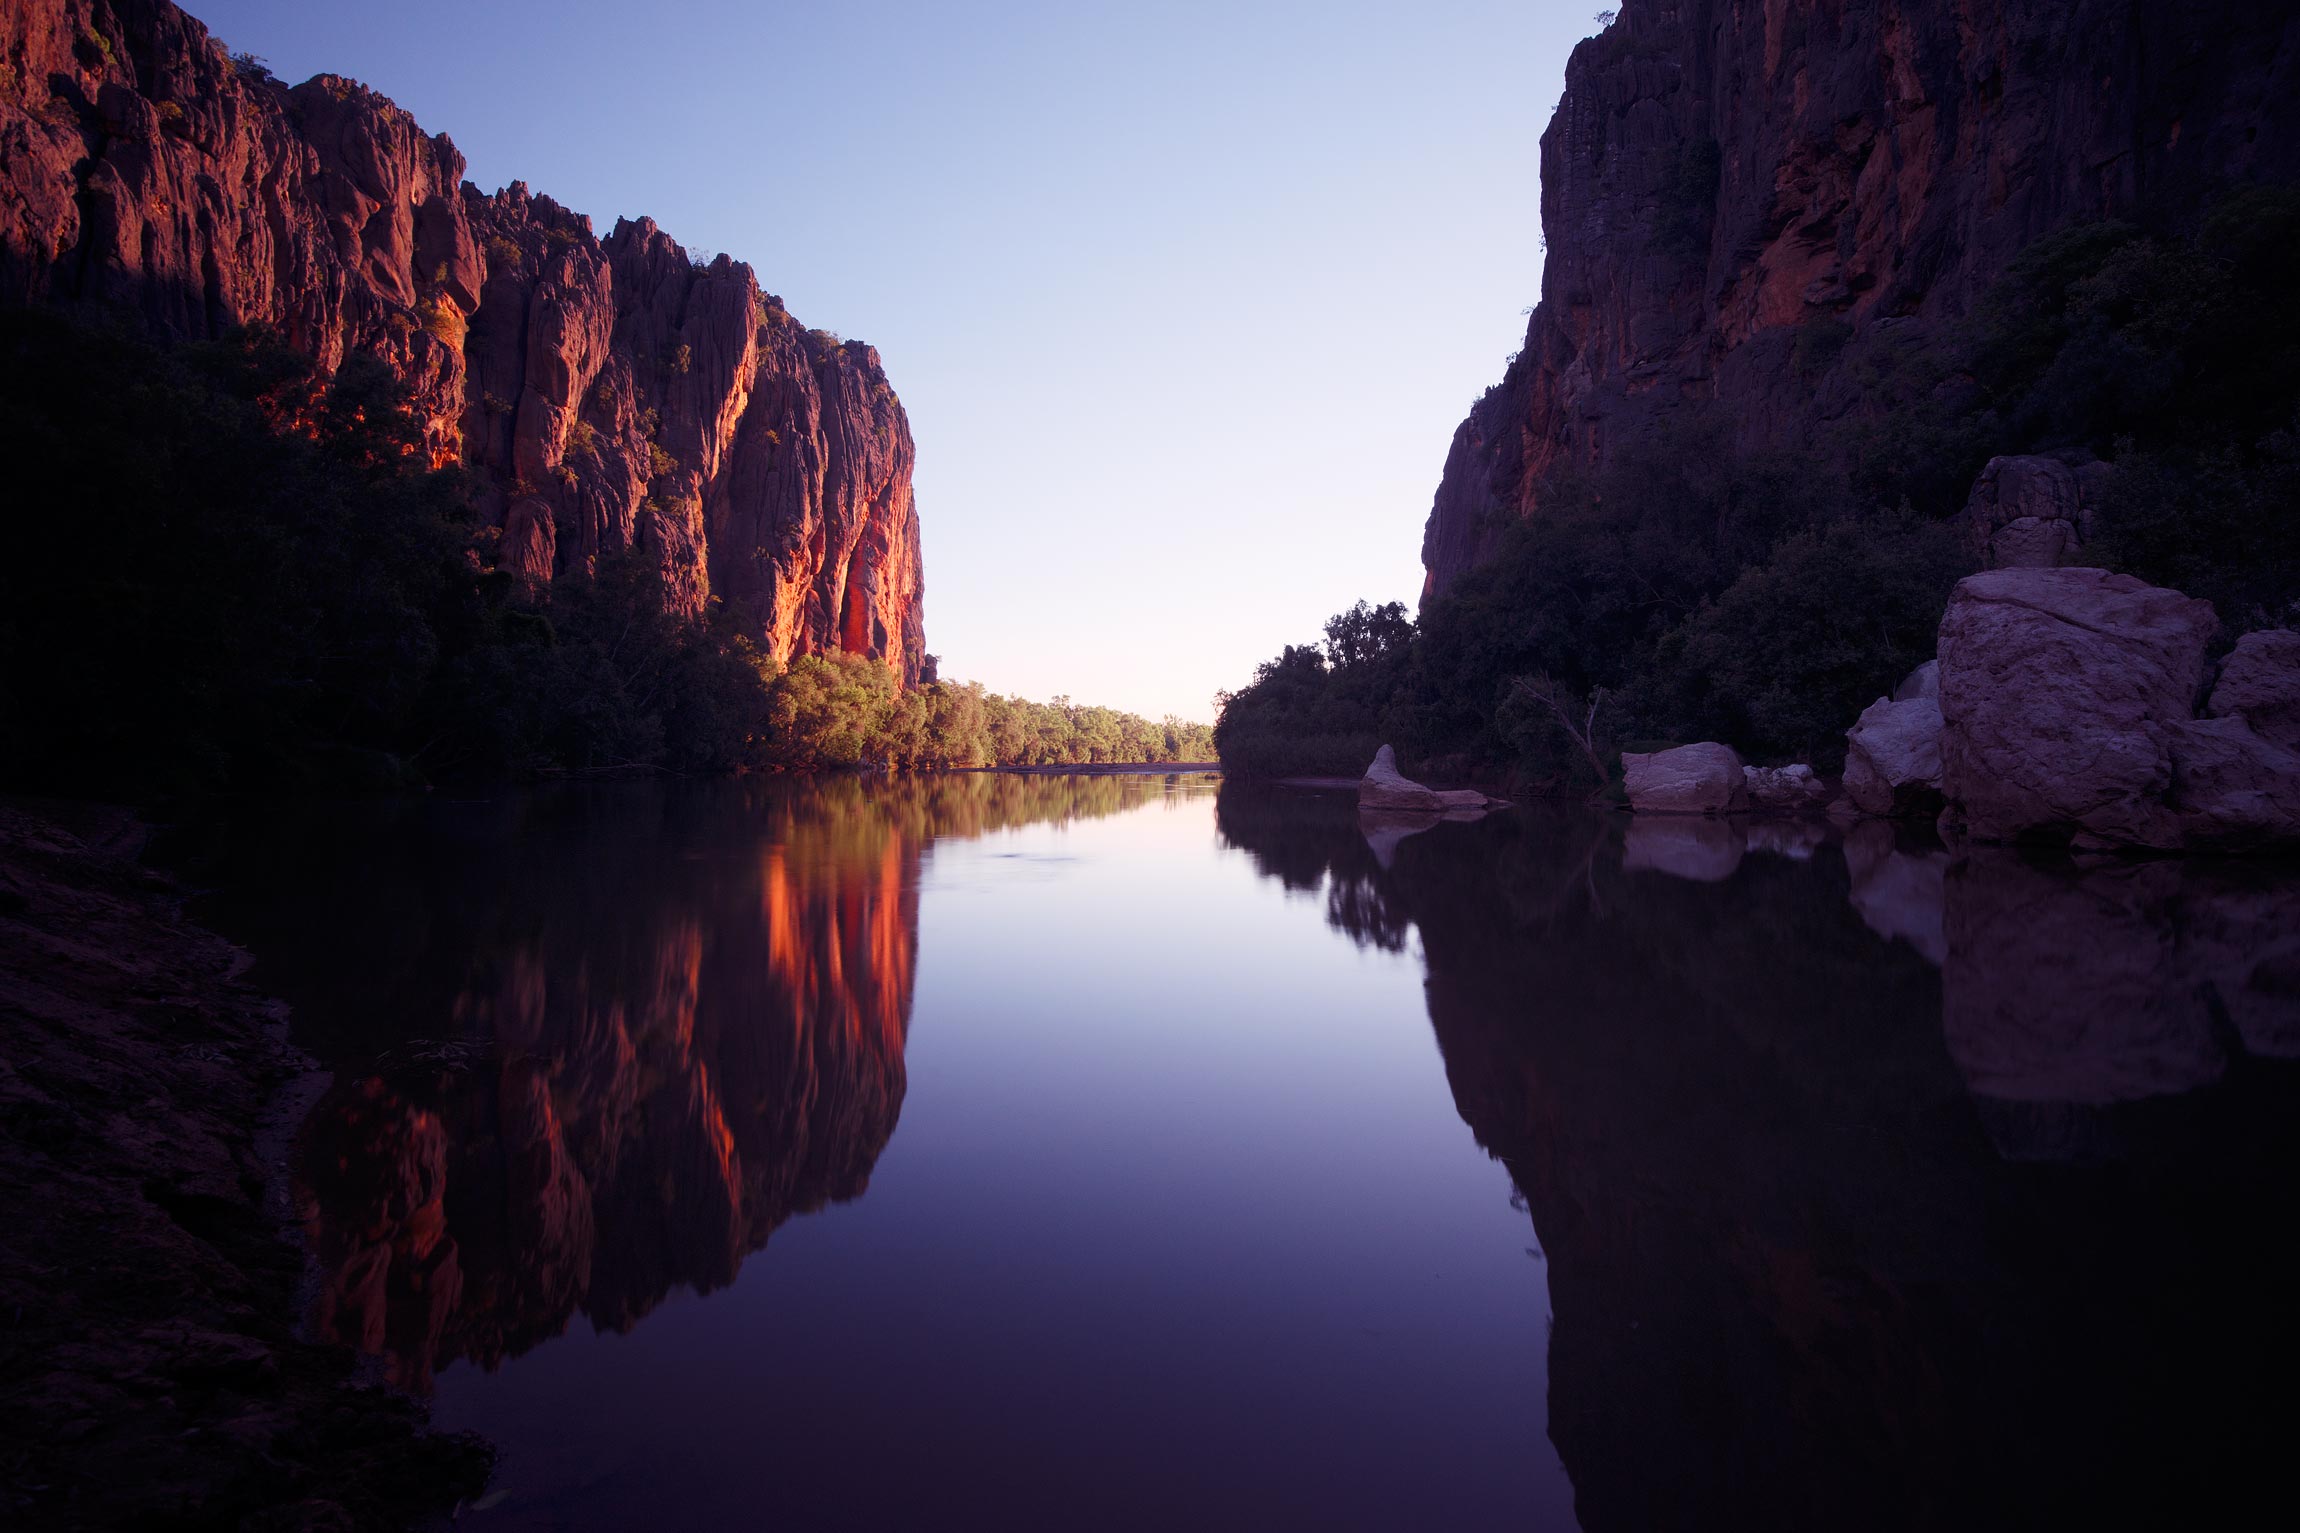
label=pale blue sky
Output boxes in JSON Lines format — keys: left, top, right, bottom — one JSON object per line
{"left": 192, "top": 1, "right": 1594, "bottom": 721}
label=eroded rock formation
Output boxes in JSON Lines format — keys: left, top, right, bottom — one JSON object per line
{"left": 0, "top": 0, "right": 924, "bottom": 678}
{"left": 1422, "top": 0, "right": 2300, "bottom": 598}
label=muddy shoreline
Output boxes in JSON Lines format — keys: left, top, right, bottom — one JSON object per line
{"left": 0, "top": 803, "right": 490, "bottom": 1532}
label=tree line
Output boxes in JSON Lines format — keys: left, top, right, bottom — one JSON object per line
{"left": 0, "top": 310, "right": 1210, "bottom": 797}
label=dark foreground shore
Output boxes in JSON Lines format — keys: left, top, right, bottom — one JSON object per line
{"left": 0, "top": 805, "right": 490, "bottom": 1532}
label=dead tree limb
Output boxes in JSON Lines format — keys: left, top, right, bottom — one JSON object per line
{"left": 1509, "top": 675, "right": 1611, "bottom": 796}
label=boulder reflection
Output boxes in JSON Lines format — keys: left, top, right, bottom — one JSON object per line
{"left": 1215, "top": 782, "right": 2300, "bottom": 1532}
{"left": 275, "top": 774, "right": 1204, "bottom": 1388}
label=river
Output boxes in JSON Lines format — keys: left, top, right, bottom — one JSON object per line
{"left": 178, "top": 773, "right": 2300, "bottom": 1531}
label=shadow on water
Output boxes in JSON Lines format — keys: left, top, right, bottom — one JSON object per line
{"left": 1213, "top": 781, "right": 2300, "bottom": 1533}
{"left": 174, "top": 773, "right": 1211, "bottom": 1390}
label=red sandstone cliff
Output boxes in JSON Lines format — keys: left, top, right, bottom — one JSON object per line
{"left": 1423, "top": 0, "right": 2300, "bottom": 598}
{"left": 0, "top": 0, "right": 924, "bottom": 679}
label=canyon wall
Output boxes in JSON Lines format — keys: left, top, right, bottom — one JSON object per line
{"left": 1423, "top": 0, "right": 2300, "bottom": 597}
{"left": 0, "top": 0, "right": 924, "bottom": 679}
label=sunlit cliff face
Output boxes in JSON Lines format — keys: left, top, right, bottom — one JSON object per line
{"left": 294, "top": 797, "right": 917, "bottom": 1389}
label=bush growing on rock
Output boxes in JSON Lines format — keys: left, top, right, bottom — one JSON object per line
{"left": 1630, "top": 516, "right": 1967, "bottom": 772}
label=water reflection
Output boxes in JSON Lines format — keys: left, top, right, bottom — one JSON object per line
{"left": 1214, "top": 782, "right": 2300, "bottom": 1532}
{"left": 190, "top": 773, "right": 1210, "bottom": 1388}
{"left": 180, "top": 773, "right": 2300, "bottom": 1527}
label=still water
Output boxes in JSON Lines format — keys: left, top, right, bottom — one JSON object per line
{"left": 185, "top": 773, "right": 2300, "bottom": 1531}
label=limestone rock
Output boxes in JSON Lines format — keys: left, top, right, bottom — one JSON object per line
{"left": 1892, "top": 661, "right": 1940, "bottom": 702}
{"left": 1359, "top": 745, "right": 1441, "bottom": 812}
{"left": 0, "top": 0, "right": 926, "bottom": 682}
{"left": 1742, "top": 763, "right": 1828, "bottom": 812}
{"left": 1622, "top": 743, "right": 1747, "bottom": 814}
{"left": 1937, "top": 568, "right": 2218, "bottom": 846}
{"left": 1842, "top": 697, "right": 1943, "bottom": 817}
{"left": 1962, "top": 456, "right": 2086, "bottom": 569}
{"left": 1358, "top": 746, "right": 1494, "bottom": 815}
{"left": 2168, "top": 716, "right": 2300, "bottom": 848}
{"left": 2207, "top": 628, "right": 2300, "bottom": 751}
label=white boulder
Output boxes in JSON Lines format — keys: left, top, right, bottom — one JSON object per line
{"left": 1357, "top": 746, "right": 1494, "bottom": 814}
{"left": 2168, "top": 716, "right": 2300, "bottom": 848}
{"left": 1937, "top": 568, "right": 2218, "bottom": 846}
{"left": 1842, "top": 695, "right": 1943, "bottom": 817}
{"left": 1622, "top": 742, "right": 1748, "bottom": 814}
{"left": 2207, "top": 628, "right": 2300, "bottom": 751}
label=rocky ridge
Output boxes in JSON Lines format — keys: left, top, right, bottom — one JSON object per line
{"left": 1423, "top": 0, "right": 2300, "bottom": 597}
{"left": 0, "top": 0, "right": 924, "bottom": 679}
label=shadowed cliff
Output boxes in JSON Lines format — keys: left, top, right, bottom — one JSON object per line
{"left": 1425, "top": 0, "right": 2300, "bottom": 597}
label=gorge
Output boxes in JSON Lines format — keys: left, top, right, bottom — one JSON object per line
{"left": 1218, "top": 0, "right": 2300, "bottom": 788}
{"left": 7, "top": 0, "right": 2300, "bottom": 1528}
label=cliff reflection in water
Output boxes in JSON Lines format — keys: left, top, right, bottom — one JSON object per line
{"left": 1215, "top": 783, "right": 2300, "bottom": 1532}
{"left": 207, "top": 774, "right": 1203, "bottom": 1388}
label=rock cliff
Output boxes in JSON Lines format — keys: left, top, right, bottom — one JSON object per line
{"left": 0, "top": 0, "right": 924, "bottom": 679}
{"left": 1423, "top": 0, "right": 2300, "bottom": 598}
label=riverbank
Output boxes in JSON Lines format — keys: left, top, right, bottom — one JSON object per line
{"left": 0, "top": 803, "right": 490, "bottom": 1531}
{"left": 986, "top": 761, "right": 1221, "bottom": 776}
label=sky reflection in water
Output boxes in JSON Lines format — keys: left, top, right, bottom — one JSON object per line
{"left": 188, "top": 775, "right": 2300, "bottom": 1532}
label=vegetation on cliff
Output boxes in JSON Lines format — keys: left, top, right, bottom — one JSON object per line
{"left": 1219, "top": 189, "right": 2300, "bottom": 787}
{"left": 0, "top": 311, "right": 1209, "bottom": 796}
